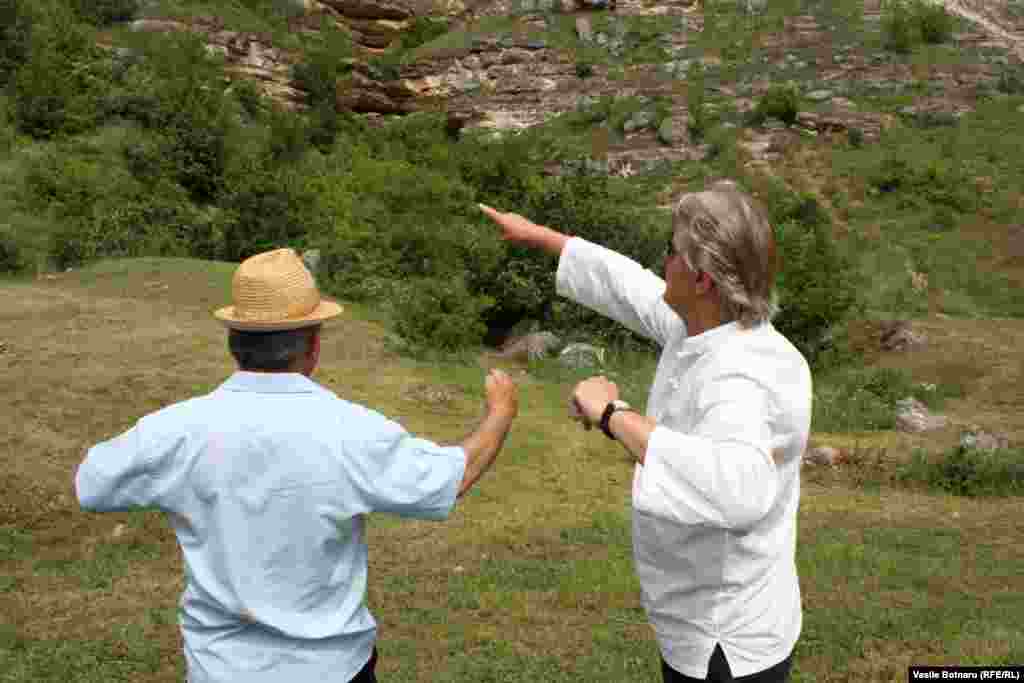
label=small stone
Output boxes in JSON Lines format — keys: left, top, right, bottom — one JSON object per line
{"left": 895, "top": 398, "right": 948, "bottom": 433}
{"left": 112, "top": 524, "right": 127, "bottom": 538}
{"left": 806, "top": 89, "right": 833, "bottom": 102}
{"left": 301, "top": 249, "right": 321, "bottom": 277}
{"left": 559, "top": 343, "right": 606, "bottom": 369}
{"left": 804, "top": 446, "right": 843, "bottom": 466}
{"left": 960, "top": 428, "right": 1011, "bottom": 452}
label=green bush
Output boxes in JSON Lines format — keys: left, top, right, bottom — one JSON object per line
{"left": 685, "top": 61, "right": 709, "bottom": 140}
{"left": 898, "top": 446, "right": 1024, "bottom": 497}
{"left": 766, "top": 184, "right": 864, "bottom": 368}
{"left": 292, "top": 25, "right": 353, "bottom": 108}
{"left": 391, "top": 275, "right": 493, "bottom": 352}
{"left": 0, "top": 0, "right": 33, "bottom": 87}
{"left": 219, "top": 162, "right": 329, "bottom": 262}
{"left": 9, "top": 2, "right": 111, "bottom": 138}
{"left": 868, "top": 155, "right": 976, "bottom": 212}
{"left": 119, "top": 33, "right": 235, "bottom": 202}
{"left": 0, "top": 225, "right": 24, "bottom": 274}
{"left": 69, "top": 0, "right": 137, "bottom": 26}
{"left": 883, "top": 0, "right": 954, "bottom": 52}
{"left": 399, "top": 17, "right": 449, "bottom": 51}
{"left": 750, "top": 82, "right": 800, "bottom": 126}
{"left": 996, "top": 67, "right": 1024, "bottom": 95}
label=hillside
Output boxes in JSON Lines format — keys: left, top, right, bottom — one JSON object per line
{"left": 1, "top": 0, "right": 1023, "bottom": 679}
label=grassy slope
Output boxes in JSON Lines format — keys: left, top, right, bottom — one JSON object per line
{"left": 1, "top": 258, "right": 1022, "bottom": 683}
{"left": 2, "top": 0, "right": 1024, "bottom": 679}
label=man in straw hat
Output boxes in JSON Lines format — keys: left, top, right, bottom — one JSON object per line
{"left": 75, "top": 248, "right": 518, "bottom": 683}
{"left": 479, "top": 180, "right": 811, "bottom": 683}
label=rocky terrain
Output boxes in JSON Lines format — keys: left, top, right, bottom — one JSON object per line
{"left": 115, "top": 0, "right": 1024, "bottom": 177}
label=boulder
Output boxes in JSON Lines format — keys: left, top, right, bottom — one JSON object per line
{"left": 803, "top": 445, "right": 846, "bottom": 466}
{"left": 879, "top": 320, "right": 927, "bottom": 352}
{"left": 559, "top": 342, "right": 606, "bottom": 368}
{"left": 301, "top": 249, "right": 321, "bottom": 278}
{"left": 895, "top": 398, "right": 948, "bottom": 433}
{"left": 498, "top": 331, "right": 563, "bottom": 361}
{"left": 960, "top": 427, "right": 1011, "bottom": 452}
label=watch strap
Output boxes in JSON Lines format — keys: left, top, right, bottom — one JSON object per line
{"left": 599, "top": 400, "right": 631, "bottom": 440}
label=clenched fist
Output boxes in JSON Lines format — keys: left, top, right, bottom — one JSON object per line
{"left": 484, "top": 368, "right": 518, "bottom": 419}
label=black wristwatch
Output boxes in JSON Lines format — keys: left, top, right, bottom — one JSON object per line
{"left": 599, "top": 400, "right": 633, "bottom": 440}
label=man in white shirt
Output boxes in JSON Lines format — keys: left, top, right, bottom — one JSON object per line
{"left": 75, "top": 248, "right": 518, "bottom": 683}
{"left": 479, "top": 180, "right": 811, "bottom": 682}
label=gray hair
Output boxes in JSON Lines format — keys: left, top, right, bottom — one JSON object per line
{"left": 228, "top": 325, "right": 320, "bottom": 372}
{"left": 671, "top": 180, "right": 779, "bottom": 327}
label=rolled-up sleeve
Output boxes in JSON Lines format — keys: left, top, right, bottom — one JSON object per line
{"left": 347, "top": 421, "right": 466, "bottom": 521}
{"left": 634, "top": 374, "right": 778, "bottom": 530}
{"left": 76, "top": 421, "right": 173, "bottom": 512}
{"left": 556, "top": 237, "right": 681, "bottom": 346}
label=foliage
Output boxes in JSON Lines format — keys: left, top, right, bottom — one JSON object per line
{"left": 882, "top": 0, "right": 954, "bottom": 52}
{"left": 291, "top": 24, "right": 354, "bottom": 108}
{"left": 750, "top": 82, "right": 800, "bottom": 126}
{"left": 399, "top": 17, "right": 449, "bottom": 51}
{"left": 995, "top": 66, "right": 1024, "bottom": 95}
{"left": 765, "top": 184, "right": 864, "bottom": 369}
{"left": 115, "top": 33, "right": 236, "bottom": 202}
{"left": 8, "top": 1, "right": 112, "bottom": 139}
{"left": 685, "top": 61, "right": 709, "bottom": 140}
{"left": 0, "top": 224, "right": 24, "bottom": 273}
{"left": 391, "top": 275, "right": 494, "bottom": 352}
{"left": 0, "top": 0, "right": 33, "bottom": 88}
{"left": 867, "top": 154, "right": 976, "bottom": 213}
{"left": 68, "top": 0, "right": 138, "bottom": 26}
{"left": 898, "top": 445, "right": 1024, "bottom": 497}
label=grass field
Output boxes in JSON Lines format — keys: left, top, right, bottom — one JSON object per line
{"left": 1, "top": 259, "right": 1022, "bottom": 681}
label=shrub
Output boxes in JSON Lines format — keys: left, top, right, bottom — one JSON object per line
{"left": 996, "top": 67, "right": 1024, "bottom": 95}
{"left": 9, "top": 2, "right": 111, "bottom": 138}
{"left": 121, "top": 33, "right": 235, "bottom": 202}
{"left": 69, "top": 0, "right": 137, "bottom": 26}
{"left": 575, "top": 60, "right": 595, "bottom": 79}
{"left": 233, "top": 79, "right": 266, "bottom": 120}
{"left": 0, "top": 0, "right": 33, "bottom": 87}
{"left": 765, "top": 184, "right": 865, "bottom": 368}
{"left": 898, "top": 446, "right": 1024, "bottom": 497}
{"left": 685, "top": 61, "right": 709, "bottom": 140}
{"left": 399, "top": 17, "right": 449, "bottom": 51}
{"left": 292, "top": 25, "right": 353, "bottom": 108}
{"left": 219, "top": 163, "right": 329, "bottom": 262}
{"left": 751, "top": 82, "right": 800, "bottom": 126}
{"left": 883, "top": 0, "right": 954, "bottom": 52}
{"left": 0, "top": 225, "right": 24, "bottom": 274}
{"left": 868, "top": 155, "right": 976, "bottom": 212}
{"left": 914, "top": 0, "right": 955, "bottom": 44}
{"left": 391, "top": 275, "right": 493, "bottom": 352}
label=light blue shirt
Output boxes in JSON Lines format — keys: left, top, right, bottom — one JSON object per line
{"left": 75, "top": 371, "right": 466, "bottom": 683}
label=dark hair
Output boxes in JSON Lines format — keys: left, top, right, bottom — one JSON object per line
{"left": 228, "top": 325, "right": 320, "bottom": 372}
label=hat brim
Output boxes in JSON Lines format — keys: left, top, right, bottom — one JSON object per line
{"left": 214, "top": 299, "right": 344, "bottom": 332}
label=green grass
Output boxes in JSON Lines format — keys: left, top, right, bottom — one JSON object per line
{"left": 898, "top": 446, "right": 1024, "bottom": 497}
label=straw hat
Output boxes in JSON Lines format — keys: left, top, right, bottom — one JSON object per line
{"left": 214, "top": 248, "right": 343, "bottom": 331}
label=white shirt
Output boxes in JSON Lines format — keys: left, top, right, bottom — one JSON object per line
{"left": 76, "top": 371, "right": 466, "bottom": 683}
{"left": 556, "top": 237, "right": 812, "bottom": 678}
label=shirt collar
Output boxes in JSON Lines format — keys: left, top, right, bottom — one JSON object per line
{"left": 217, "top": 371, "right": 322, "bottom": 394}
{"left": 677, "top": 320, "right": 750, "bottom": 359}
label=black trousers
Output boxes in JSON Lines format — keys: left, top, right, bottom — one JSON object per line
{"left": 662, "top": 645, "right": 793, "bottom": 683}
{"left": 349, "top": 648, "right": 378, "bottom": 683}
